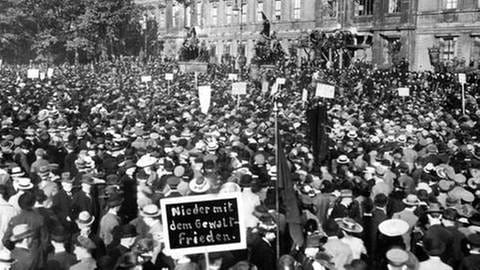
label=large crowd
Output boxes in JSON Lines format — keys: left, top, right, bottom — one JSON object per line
{"left": 0, "top": 56, "right": 479, "bottom": 270}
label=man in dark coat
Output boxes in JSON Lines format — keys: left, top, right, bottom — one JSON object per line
{"left": 10, "top": 224, "right": 35, "bottom": 270}
{"left": 460, "top": 233, "right": 480, "bottom": 270}
{"left": 71, "top": 174, "right": 99, "bottom": 232}
{"left": 46, "top": 225, "right": 76, "bottom": 270}
{"left": 249, "top": 222, "right": 276, "bottom": 270}
{"left": 52, "top": 172, "right": 75, "bottom": 230}
{"left": 107, "top": 224, "right": 137, "bottom": 264}
{"left": 368, "top": 193, "right": 388, "bottom": 267}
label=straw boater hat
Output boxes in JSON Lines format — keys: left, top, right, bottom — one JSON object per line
{"left": 189, "top": 177, "right": 211, "bottom": 194}
{"left": 379, "top": 219, "right": 409, "bottom": 237}
{"left": 136, "top": 155, "right": 157, "bottom": 168}
{"left": 386, "top": 248, "right": 409, "bottom": 267}
{"left": 140, "top": 204, "right": 161, "bottom": 218}
{"left": 9, "top": 166, "right": 24, "bottom": 178}
{"left": 336, "top": 217, "right": 363, "bottom": 234}
{"left": 16, "top": 177, "right": 34, "bottom": 190}
{"left": 336, "top": 155, "right": 350, "bottom": 164}
{"left": 402, "top": 194, "right": 420, "bottom": 206}
{"left": 76, "top": 211, "right": 95, "bottom": 228}
{"left": 10, "top": 224, "right": 34, "bottom": 242}
{"left": 0, "top": 249, "right": 15, "bottom": 265}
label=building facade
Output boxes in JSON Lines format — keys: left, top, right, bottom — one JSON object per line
{"left": 136, "top": 0, "right": 480, "bottom": 71}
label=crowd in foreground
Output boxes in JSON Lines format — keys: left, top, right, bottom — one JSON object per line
{"left": 0, "top": 57, "right": 479, "bottom": 270}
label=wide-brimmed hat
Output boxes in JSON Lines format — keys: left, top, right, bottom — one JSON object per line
{"left": 136, "top": 155, "right": 157, "bottom": 168}
{"left": 402, "top": 194, "right": 420, "bottom": 206}
{"left": 107, "top": 193, "right": 124, "bottom": 207}
{"left": 379, "top": 219, "right": 409, "bottom": 237}
{"left": 189, "top": 177, "right": 211, "bottom": 194}
{"left": 76, "top": 211, "right": 95, "bottom": 227}
{"left": 0, "top": 249, "right": 16, "bottom": 264}
{"left": 140, "top": 204, "right": 161, "bottom": 218}
{"left": 336, "top": 155, "right": 350, "bottom": 164}
{"left": 16, "top": 177, "right": 34, "bottom": 190}
{"left": 336, "top": 217, "right": 363, "bottom": 233}
{"left": 119, "top": 224, "right": 137, "bottom": 239}
{"left": 9, "top": 166, "right": 25, "bottom": 178}
{"left": 10, "top": 224, "right": 34, "bottom": 242}
{"left": 386, "top": 248, "right": 409, "bottom": 266}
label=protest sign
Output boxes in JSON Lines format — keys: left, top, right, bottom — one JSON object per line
{"left": 276, "top": 78, "right": 286, "bottom": 85}
{"left": 27, "top": 69, "right": 39, "bottom": 79}
{"left": 261, "top": 80, "right": 269, "bottom": 94}
{"left": 232, "top": 82, "right": 247, "bottom": 95}
{"left": 165, "top": 73, "right": 174, "bottom": 81}
{"left": 198, "top": 85, "right": 212, "bottom": 114}
{"left": 39, "top": 72, "right": 46, "bottom": 80}
{"left": 458, "top": 73, "right": 466, "bottom": 84}
{"left": 398, "top": 87, "right": 410, "bottom": 97}
{"left": 302, "top": 89, "right": 308, "bottom": 102}
{"left": 47, "top": 68, "right": 54, "bottom": 78}
{"left": 228, "top": 74, "right": 238, "bottom": 81}
{"left": 315, "top": 83, "right": 335, "bottom": 99}
{"left": 161, "top": 193, "right": 246, "bottom": 255}
{"left": 271, "top": 82, "right": 279, "bottom": 96}
{"left": 141, "top": 75, "right": 152, "bottom": 82}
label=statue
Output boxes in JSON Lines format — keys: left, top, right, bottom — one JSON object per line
{"left": 178, "top": 27, "right": 208, "bottom": 62}
{"left": 252, "top": 13, "right": 284, "bottom": 66}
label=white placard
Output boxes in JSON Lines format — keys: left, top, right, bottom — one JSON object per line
{"left": 315, "top": 83, "right": 335, "bottom": 99}
{"left": 398, "top": 87, "right": 410, "bottom": 97}
{"left": 39, "top": 72, "right": 46, "bottom": 80}
{"left": 0, "top": 59, "right": 3, "bottom": 67}
{"left": 232, "top": 82, "right": 247, "bottom": 95}
{"left": 228, "top": 73, "right": 238, "bottom": 81}
{"left": 458, "top": 73, "right": 466, "bottom": 84}
{"left": 276, "top": 78, "right": 286, "bottom": 85}
{"left": 141, "top": 75, "right": 152, "bottom": 82}
{"left": 165, "top": 73, "right": 174, "bottom": 81}
{"left": 302, "top": 88, "right": 308, "bottom": 102}
{"left": 198, "top": 85, "right": 212, "bottom": 114}
{"left": 261, "top": 80, "right": 269, "bottom": 94}
{"left": 47, "top": 68, "right": 54, "bottom": 78}
{"left": 271, "top": 82, "right": 279, "bottom": 96}
{"left": 27, "top": 69, "right": 39, "bottom": 79}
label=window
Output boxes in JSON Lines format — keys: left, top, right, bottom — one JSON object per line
{"left": 439, "top": 37, "right": 457, "bottom": 61}
{"left": 241, "top": 2, "right": 247, "bottom": 23}
{"left": 224, "top": 42, "right": 231, "bottom": 55}
{"left": 159, "top": 10, "right": 165, "bottom": 28}
{"left": 226, "top": 5, "right": 232, "bottom": 25}
{"left": 172, "top": 4, "right": 178, "bottom": 28}
{"left": 356, "top": 0, "right": 374, "bottom": 16}
{"left": 196, "top": 2, "right": 202, "bottom": 26}
{"left": 293, "top": 0, "right": 301, "bottom": 19}
{"left": 388, "top": 0, "right": 400, "bottom": 13}
{"left": 212, "top": 5, "right": 218, "bottom": 25}
{"left": 275, "top": 0, "right": 281, "bottom": 20}
{"left": 257, "top": 2, "right": 264, "bottom": 22}
{"left": 445, "top": 0, "right": 457, "bottom": 9}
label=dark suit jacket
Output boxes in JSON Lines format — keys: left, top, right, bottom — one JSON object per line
{"left": 71, "top": 190, "right": 99, "bottom": 230}
{"left": 459, "top": 254, "right": 480, "bottom": 270}
{"left": 368, "top": 208, "right": 387, "bottom": 256}
{"left": 52, "top": 189, "right": 74, "bottom": 229}
{"left": 46, "top": 251, "right": 77, "bottom": 270}
{"left": 250, "top": 238, "right": 276, "bottom": 270}
{"left": 12, "top": 247, "right": 34, "bottom": 270}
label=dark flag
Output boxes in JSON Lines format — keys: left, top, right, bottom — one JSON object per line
{"left": 306, "top": 104, "right": 329, "bottom": 166}
{"left": 277, "top": 131, "right": 304, "bottom": 248}
{"left": 260, "top": 11, "right": 270, "bottom": 38}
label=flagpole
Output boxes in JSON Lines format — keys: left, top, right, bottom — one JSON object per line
{"left": 273, "top": 95, "right": 280, "bottom": 261}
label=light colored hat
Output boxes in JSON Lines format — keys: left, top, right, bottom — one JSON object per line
{"left": 140, "top": 204, "right": 161, "bottom": 217}
{"left": 16, "top": 177, "right": 34, "bottom": 190}
{"left": 386, "top": 248, "right": 409, "bottom": 266}
{"left": 336, "top": 155, "right": 350, "bottom": 164}
{"left": 402, "top": 194, "right": 420, "bottom": 206}
{"left": 379, "top": 219, "right": 409, "bottom": 237}
{"left": 136, "top": 155, "right": 157, "bottom": 168}
{"left": 0, "top": 249, "right": 15, "bottom": 264}
{"left": 336, "top": 217, "right": 363, "bottom": 233}
{"left": 76, "top": 211, "right": 95, "bottom": 227}
{"left": 10, "top": 224, "right": 34, "bottom": 242}
{"left": 189, "top": 177, "right": 211, "bottom": 194}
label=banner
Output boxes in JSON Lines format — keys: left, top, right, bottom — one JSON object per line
{"left": 315, "top": 83, "right": 335, "bottom": 99}
{"left": 160, "top": 193, "right": 246, "bottom": 255}
{"left": 27, "top": 69, "right": 39, "bottom": 79}
{"left": 198, "top": 85, "right": 211, "bottom": 114}
{"left": 165, "top": 73, "right": 174, "bottom": 81}
{"left": 398, "top": 87, "right": 410, "bottom": 97}
{"left": 141, "top": 75, "right": 152, "bottom": 82}
{"left": 228, "top": 74, "right": 238, "bottom": 81}
{"left": 232, "top": 82, "right": 247, "bottom": 95}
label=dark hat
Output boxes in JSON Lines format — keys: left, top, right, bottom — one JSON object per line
{"left": 166, "top": 176, "right": 181, "bottom": 188}
{"left": 117, "top": 253, "right": 137, "bottom": 268}
{"left": 323, "top": 218, "right": 340, "bottom": 236}
{"left": 469, "top": 213, "right": 480, "bottom": 226}
{"left": 81, "top": 174, "right": 95, "bottom": 185}
{"left": 18, "top": 191, "right": 35, "bottom": 210}
{"left": 306, "top": 231, "right": 326, "bottom": 248}
{"left": 61, "top": 172, "right": 73, "bottom": 183}
{"left": 106, "top": 174, "right": 121, "bottom": 186}
{"left": 468, "top": 233, "right": 480, "bottom": 247}
{"left": 426, "top": 202, "right": 443, "bottom": 214}
{"left": 119, "top": 224, "right": 137, "bottom": 239}
{"left": 75, "top": 235, "right": 96, "bottom": 250}
{"left": 423, "top": 237, "right": 446, "bottom": 256}
{"left": 107, "top": 193, "right": 124, "bottom": 207}
{"left": 51, "top": 225, "right": 68, "bottom": 243}
{"left": 442, "top": 208, "right": 458, "bottom": 221}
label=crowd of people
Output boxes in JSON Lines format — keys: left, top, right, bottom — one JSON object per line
{"left": 0, "top": 56, "right": 479, "bottom": 270}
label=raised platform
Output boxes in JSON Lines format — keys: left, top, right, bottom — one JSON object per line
{"left": 178, "top": 61, "right": 208, "bottom": 74}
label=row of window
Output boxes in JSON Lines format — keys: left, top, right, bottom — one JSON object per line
{"left": 356, "top": 0, "right": 463, "bottom": 17}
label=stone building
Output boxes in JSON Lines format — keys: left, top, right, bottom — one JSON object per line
{"left": 136, "top": 0, "right": 480, "bottom": 71}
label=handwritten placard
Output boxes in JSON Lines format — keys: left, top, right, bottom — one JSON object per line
{"left": 232, "top": 82, "right": 247, "bottom": 95}
{"left": 161, "top": 193, "right": 246, "bottom": 255}
{"left": 398, "top": 87, "right": 410, "bottom": 97}
{"left": 165, "top": 73, "right": 174, "bottom": 81}
{"left": 228, "top": 74, "right": 238, "bottom": 81}
{"left": 141, "top": 75, "right": 152, "bottom": 82}
{"left": 276, "top": 78, "right": 286, "bottom": 85}
{"left": 458, "top": 73, "right": 466, "bottom": 84}
{"left": 315, "top": 83, "right": 335, "bottom": 99}
{"left": 47, "top": 68, "right": 54, "bottom": 78}
{"left": 27, "top": 69, "right": 39, "bottom": 79}
{"left": 261, "top": 80, "right": 269, "bottom": 94}
{"left": 198, "top": 85, "right": 212, "bottom": 114}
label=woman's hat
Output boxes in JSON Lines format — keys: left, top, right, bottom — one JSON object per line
{"left": 140, "top": 204, "right": 161, "bottom": 218}
{"left": 10, "top": 224, "right": 34, "bottom": 242}
{"left": 336, "top": 217, "right": 363, "bottom": 233}
{"left": 378, "top": 219, "right": 409, "bottom": 237}
{"left": 76, "top": 211, "right": 95, "bottom": 227}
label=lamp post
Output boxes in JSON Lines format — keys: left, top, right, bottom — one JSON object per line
{"left": 233, "top": 0, "right": 245, "bottom": 74}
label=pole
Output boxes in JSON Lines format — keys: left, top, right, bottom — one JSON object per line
{"left": 273, "top": 97, "right": 280, "bottom": 261}
{"left": 167, "top": 80, "right": 170, "bottom": 96}
{"left": 144, "top": 15, "right": 148, "bottom": 63}
{"left": 462, "top": 83, "right": 466, "bottom": 115}
{"left": 205, "top": 252, "right": 210, "bottom": 270}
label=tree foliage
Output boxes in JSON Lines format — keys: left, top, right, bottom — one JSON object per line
{"left": 0, "top": 0, "right": 154, "bottom": 64}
